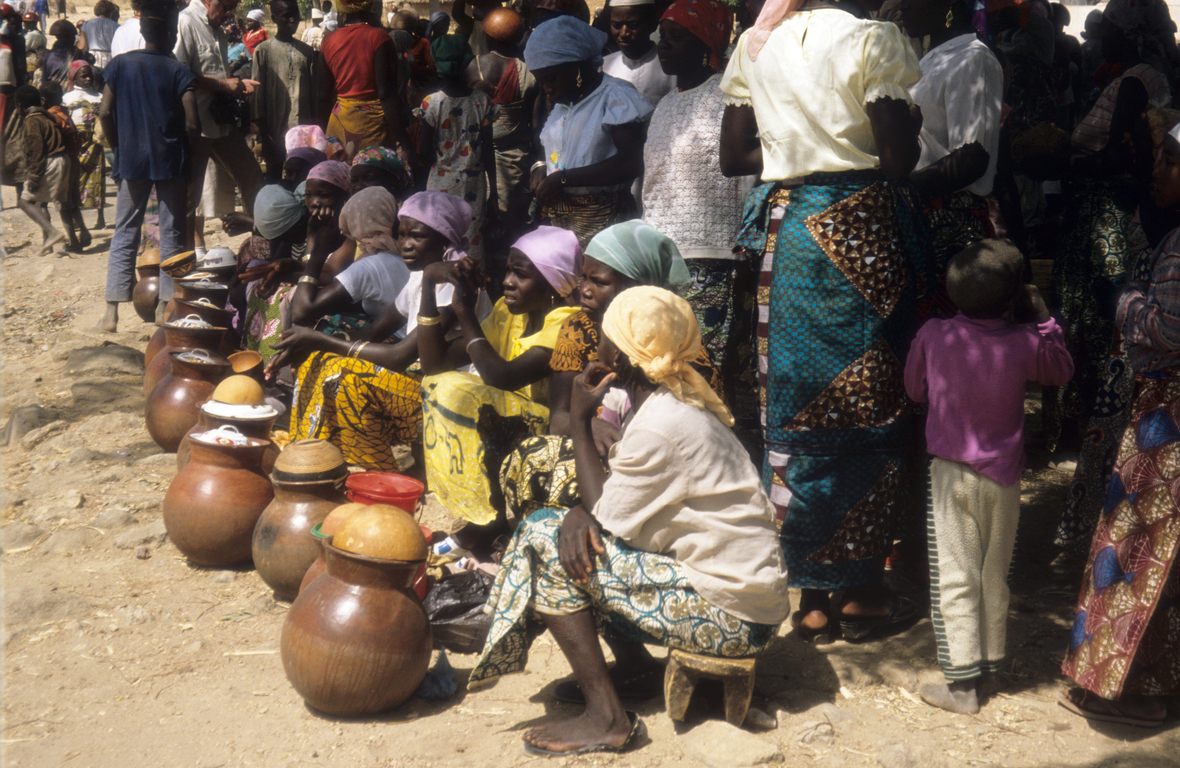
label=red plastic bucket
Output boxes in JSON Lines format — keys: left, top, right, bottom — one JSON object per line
{"left": 345, "top": 472, "right": 425, "bottom": 512}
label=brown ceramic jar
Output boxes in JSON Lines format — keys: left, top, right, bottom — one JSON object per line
{"left": 144, "top": 324, "right": 229, "bottom": 396}
{"left": 132, "top": 264, "right": 161, "bottom": 322}
{"left": 281, "top": 543, "right": 432, "bottom": 716}
{"left": 163, "top": 432, "right": 274, "bottom": 566}
{"left": 176, "top": 402, "right": 280, "bottom": 472}
{"left": 252, "top": 477, "right": 349, "bottom": 602}
{"left": 145, "top": 350, "right": 230, "bottom": 452}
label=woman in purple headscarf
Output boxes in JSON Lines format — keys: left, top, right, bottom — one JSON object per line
{"left": 416, "top": 219, "right": 582, "bottom": 563}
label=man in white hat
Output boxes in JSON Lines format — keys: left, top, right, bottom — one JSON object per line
{"left": 601, "top": 0, "right": 674, "bottom": 107}
{"left": 303, "top": 6, "right": 324, "bottom": 49}
{"left": 243, "top": 7, "right": 268, "bottom": 53}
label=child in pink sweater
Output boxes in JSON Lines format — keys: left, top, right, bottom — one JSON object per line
{"left": 904, "top": 239, "right": 1073, "bottom": 715}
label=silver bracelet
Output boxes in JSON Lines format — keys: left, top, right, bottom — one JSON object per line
{"left": 530, "top": 161, "right": 546, "bottom": 172}
{"left": 466, "top": 337, "right": 488, "bottom": 354}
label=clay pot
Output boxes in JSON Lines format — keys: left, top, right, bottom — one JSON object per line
{"left": 176, "top": 401, "right": 280, "bottom": 472}
{"left": 298, "top": 524, "right": 329, "bottom": 596}
{"left": 144, "top": 324, "right": 229, "bottom": 396}
{"left": 281, "top": 542, "right": 432, "bottom": 716}
{"left": 253, "top": 476, "right": 349, "bottom": 602}
{"left": 145, "top": 350, "right": 230, "bottom": 452}
{"left": 176, "top": 298, "right": 240, "bottom": 358}
{"left": 160, "top": 279, "right": 231, "bottom": 332}
{"left": 228, "top": 350, "right": 264, "bottom": 381}
{"left": 132, "top": 264, "right": 161, "bottom": 323}
{"left": 297, "top": 504, "right": 367, "bottom": 596}
{"left": 163, "top": 432, "right": 274, "bottom": 566}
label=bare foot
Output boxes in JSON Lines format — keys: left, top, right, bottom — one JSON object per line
{"left": 97, "top": 303, "right": 118, "bottom": 333}
{"left": 40, "top": 230, "right": 65, "bottom": 255}
{"left": 523, "top": 710, "right": 635, "bottom": 754}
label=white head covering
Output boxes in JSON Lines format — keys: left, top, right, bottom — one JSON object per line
{"left": 311, "top": 8, "right": 324, "bottom": 19}
{"left": 247, "top": 9, "right": 264, "bottom": 22}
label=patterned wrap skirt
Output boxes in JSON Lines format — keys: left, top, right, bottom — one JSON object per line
{"left": 290, "top": 351, "right": 423, "bottom": 471}
{"left": 543, "top": 189, "right": 632, "bottom": 249}
{"left": 468, "top": 507, "right": 780, "bottom": 688}
{"left": 1062, "top": 370, "right": 1180, "bottom": 698}
{"left": 1045, "top": 177, "right": 1146, "bottom": 452}
{"left": 327, "top": 97, "right": 394, "bottom": 161}
{"left": 734, "top": 173, "right": 927, "bottom": 590}
{"left": 422, "top": 372, "right": 550, "bottom": 527}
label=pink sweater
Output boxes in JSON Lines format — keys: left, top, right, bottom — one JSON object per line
{"left": 904, "top": 315, "right": 1074, "bottom": 486}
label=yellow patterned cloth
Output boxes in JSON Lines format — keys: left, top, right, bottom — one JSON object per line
{"left": 290, "top": 352, "right": 423, "bottom": 471}
{"left": 480, "top": 298, "right": 577, "bottom": 406}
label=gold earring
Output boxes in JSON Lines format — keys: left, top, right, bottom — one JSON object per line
{"left": 576, "top": 70, "right": 582, "bottom": 88}
{"left": 702, "top": 52, "right": 709, "bottom": 67}
{"left": 945, "top": 7, "right": 953, "bottom": 26}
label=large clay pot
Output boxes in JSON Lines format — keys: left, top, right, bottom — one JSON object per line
{"left": 281, "top": 543, "right": 432, "bottom": 716}
{"left": 132, "top": 264, "right": 161, "bottom": 322}
{"left": 253, "top": 476, "right": 349, "bottom": 601}
{"left": 144, "top": 324, "right": 229, "bottom": 396}
{"left": 147, "top": 281, "right": 232, "bottom": 368}
{"left": 146, "top": 350, "right": 231, "bottom": 452}
{"left": 298, "top": 525, "right": 328, "bottom": 596}
{"left": 176, "top": 401, "right": 280, "bottom": 472}
{"left": 163, "top": 432, "right": 274, "bottom": 566}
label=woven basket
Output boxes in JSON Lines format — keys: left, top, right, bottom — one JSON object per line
{"left": 273, "top": 439, "right": 348, "bottom": 483}
{"left": 160, "top": 250, "right": 197, "bottom": 278}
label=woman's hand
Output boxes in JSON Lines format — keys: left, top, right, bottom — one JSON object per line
{"left": 264, "top": 325, "right": 328, "bottom": 380}
{"left": 221, "top": 212, "right": 254, "bottom": 236}
{"left": 307, "top": 197, "right": 338, "bottom": 224}
{"left": 557, "top": 504, "right": 605, "bottom": 584}
{"left": 534, "top": 171, "right": 564, "bottom": 207}
{"left": 590, "top": 417, "right": 621, "bottom": 459}
{"left": 240, "top": 258, "right": 299, "bottom": 296}
{"left": 571, "top": 362, "right": 616, "bottom": 424}
{"left": 529, "top": 166, "right": 546, "bottom": 194}
{"left": 422, "top": 259, "right": 462, "bottom": 286}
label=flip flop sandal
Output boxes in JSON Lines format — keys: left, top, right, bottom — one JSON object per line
{"left": 1057, "top": 688, "right": 1165, "bottom": 728}
{"left": 553, "top": 666, "right": 664, "bottom": 704}
{"left": 790, "top": 610, "right": 835, "bottom": 645}
{"left": 522, "top": 711, "right": 645, "bottom": 757}
{"left": 838, "top": 595, "right": 919, "bottom": 641}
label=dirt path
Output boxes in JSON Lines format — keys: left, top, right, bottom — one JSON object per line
{"left": 4, "top": 186, "right": 1180, "bottom": 768}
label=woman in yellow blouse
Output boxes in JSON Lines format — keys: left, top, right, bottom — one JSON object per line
{"left": 417, "top": 225, "right": 582, "bottom": 561}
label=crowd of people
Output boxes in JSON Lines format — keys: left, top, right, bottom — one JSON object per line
{"left": 3, "top": 0, "right": 1180, "bottom": 752}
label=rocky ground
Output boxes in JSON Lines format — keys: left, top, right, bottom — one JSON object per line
{"left": 4, "top": 186, "right": 1180, "bottom": 768}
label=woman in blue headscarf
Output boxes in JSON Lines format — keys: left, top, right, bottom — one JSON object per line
{"left": 524, "top": 16, "right": 653, "bottom": 246}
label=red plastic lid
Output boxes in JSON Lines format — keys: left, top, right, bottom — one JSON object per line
{"left": 345, "top": 472, "right": 425, "bottom": 511}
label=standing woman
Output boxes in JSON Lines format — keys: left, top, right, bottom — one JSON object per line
{"left": 318, "top": 0, "right": 411, "bottom": 159}
{"left": 41, "top": 19, "right": 87, "bottom": 87}
{"left": 1058, "top": 123, "right": 1180, "bottom": 729}
{"left": 63, "top": 61, "right": 106, "bottom": 229}
{"left": 900, "top": 0, "right": 1002, "bottom": 292}
{"left": 720, "top": 0, "right": 926, "bottom": 642}
{"left": 525, "top": 16, "right": 653, "bottom": 247}
{"left": 1043, "top": 0, "right": 1170, "bottom": 460}
{"left": 642, "top": 0, "right": 762, "bottom": 458}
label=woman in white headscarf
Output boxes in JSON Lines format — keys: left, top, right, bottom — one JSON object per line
{"left": 524, "top": 15, "right": 653, "bottom": 246}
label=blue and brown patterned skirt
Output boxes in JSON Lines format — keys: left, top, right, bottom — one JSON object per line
{"left": 734, "top": 173, "right": 928, "bottom": 590}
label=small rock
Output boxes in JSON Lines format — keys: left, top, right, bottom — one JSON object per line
{"left": 679, "top": 720, "right": 784, "bottom": 768}
{"left": 796, "top": 720, "right": 834, "bottom": 745}
{"left": 804, "top": 702, "right": 859, "bottom": 727}
{"left": 134, "top": 545, "right": 152, "bottom": 560}
{"left": 114, "top": 521, "right": 168, "bottom": 550}
{"left": 113, "top": 605, "right": 152, "bottom": 625}
{"left": 877, "top": 744, "right": 916, "bottom": 768}
{"left": 743, "top": 706, "right": 777, "bottom": 731}
{"left": 19, "top": 419, "right": 68, "bottom": 450}
{"left": 2, "top": 404, "right": 59, "bottom": 446}
{"left": 183, "top": 640, "right": 203, "bottom": 653}
{"left": 91, "top": 507, "right": 136, "bottom": 530}
{"left": 43, "top": 528, "right": 101, "bottom": 554}
{"left": 35, "top": 264, "right": 55, "bottom": 284}
{"left": 133, "top": 452, "right": 176, "bottom": 468}
{"left": 0, "top": 523, "right": 46, "bottom": 551}
{"left": 62, "top": 490, "right": 85, "bottom": 509}
{"left": 211, "top": 571, "right": 236, "bottom": 584}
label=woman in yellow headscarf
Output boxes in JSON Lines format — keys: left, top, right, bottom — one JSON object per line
{"left": 468, "top": 286, "right": 789, "bottom": 756}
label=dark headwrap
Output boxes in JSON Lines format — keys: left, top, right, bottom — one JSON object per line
{"left": 431, "top": 33, "right": 473, "bottom": 79}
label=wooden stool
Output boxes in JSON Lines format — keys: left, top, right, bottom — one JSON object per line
{"left": 664, "top": 649, "right": 756, "bottom": 726}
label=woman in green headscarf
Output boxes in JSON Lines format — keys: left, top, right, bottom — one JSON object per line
{"left": 417, "top": 34, "right": 499, "bottom": 264}
{"left": 500, "top": 221, "right": 722, "bottom": 532}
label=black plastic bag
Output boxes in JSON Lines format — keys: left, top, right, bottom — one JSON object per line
{"left": 423, "top": 570, "right": 494, "bottom": 655}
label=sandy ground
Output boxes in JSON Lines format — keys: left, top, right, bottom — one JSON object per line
{"left": 4, "top": 176, "right": 1180, "bottom": 768}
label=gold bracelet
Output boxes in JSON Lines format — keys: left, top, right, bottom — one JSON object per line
{"left": 352, "top": 342, "right": 370, "bottom": 358}
{"left": 345, "top": 341, "right": 360, "bottom": 358}
{"left": 297, "top": 275, "right": 317, "bottom": 285}
{"left": 417, "top": 314, "right": 442, "bottom": 326}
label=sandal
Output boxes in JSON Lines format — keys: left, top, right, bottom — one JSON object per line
{"left": 1057, "top": 688, "right": 1165, "bottom": 728}
{"left": 790, "top": 609, "right": 835, "bottom": 645}
{"left": 553, "top": 665, "right": 665, "bottom": 704}
{"left": 838, "top": 595, "right": 919, "bottom": 641}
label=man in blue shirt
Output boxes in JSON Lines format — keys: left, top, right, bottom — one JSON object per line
{"left": 97, "top": 0, "right": 198, "bottom": 331}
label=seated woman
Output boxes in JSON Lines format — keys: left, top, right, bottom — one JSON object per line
{"left": 501, "top": 220, "right": 719, "bottom": 520}
{"left": 243, "top": 161, "right": 357, "bottom": 363}
{"left": 350, "top": 146, "right": 415, "bottom": 198}
{"left": 524, "top": 16, "right": 653, "bottom": 247}
{"left": 468, "top": 286, "right": 790, "bottom": 756}
{"left": 419, "top": 225, "right": 581, "bottom": 562}
{"left": 273, "top": 191, "right": 487, "bottom": 471}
